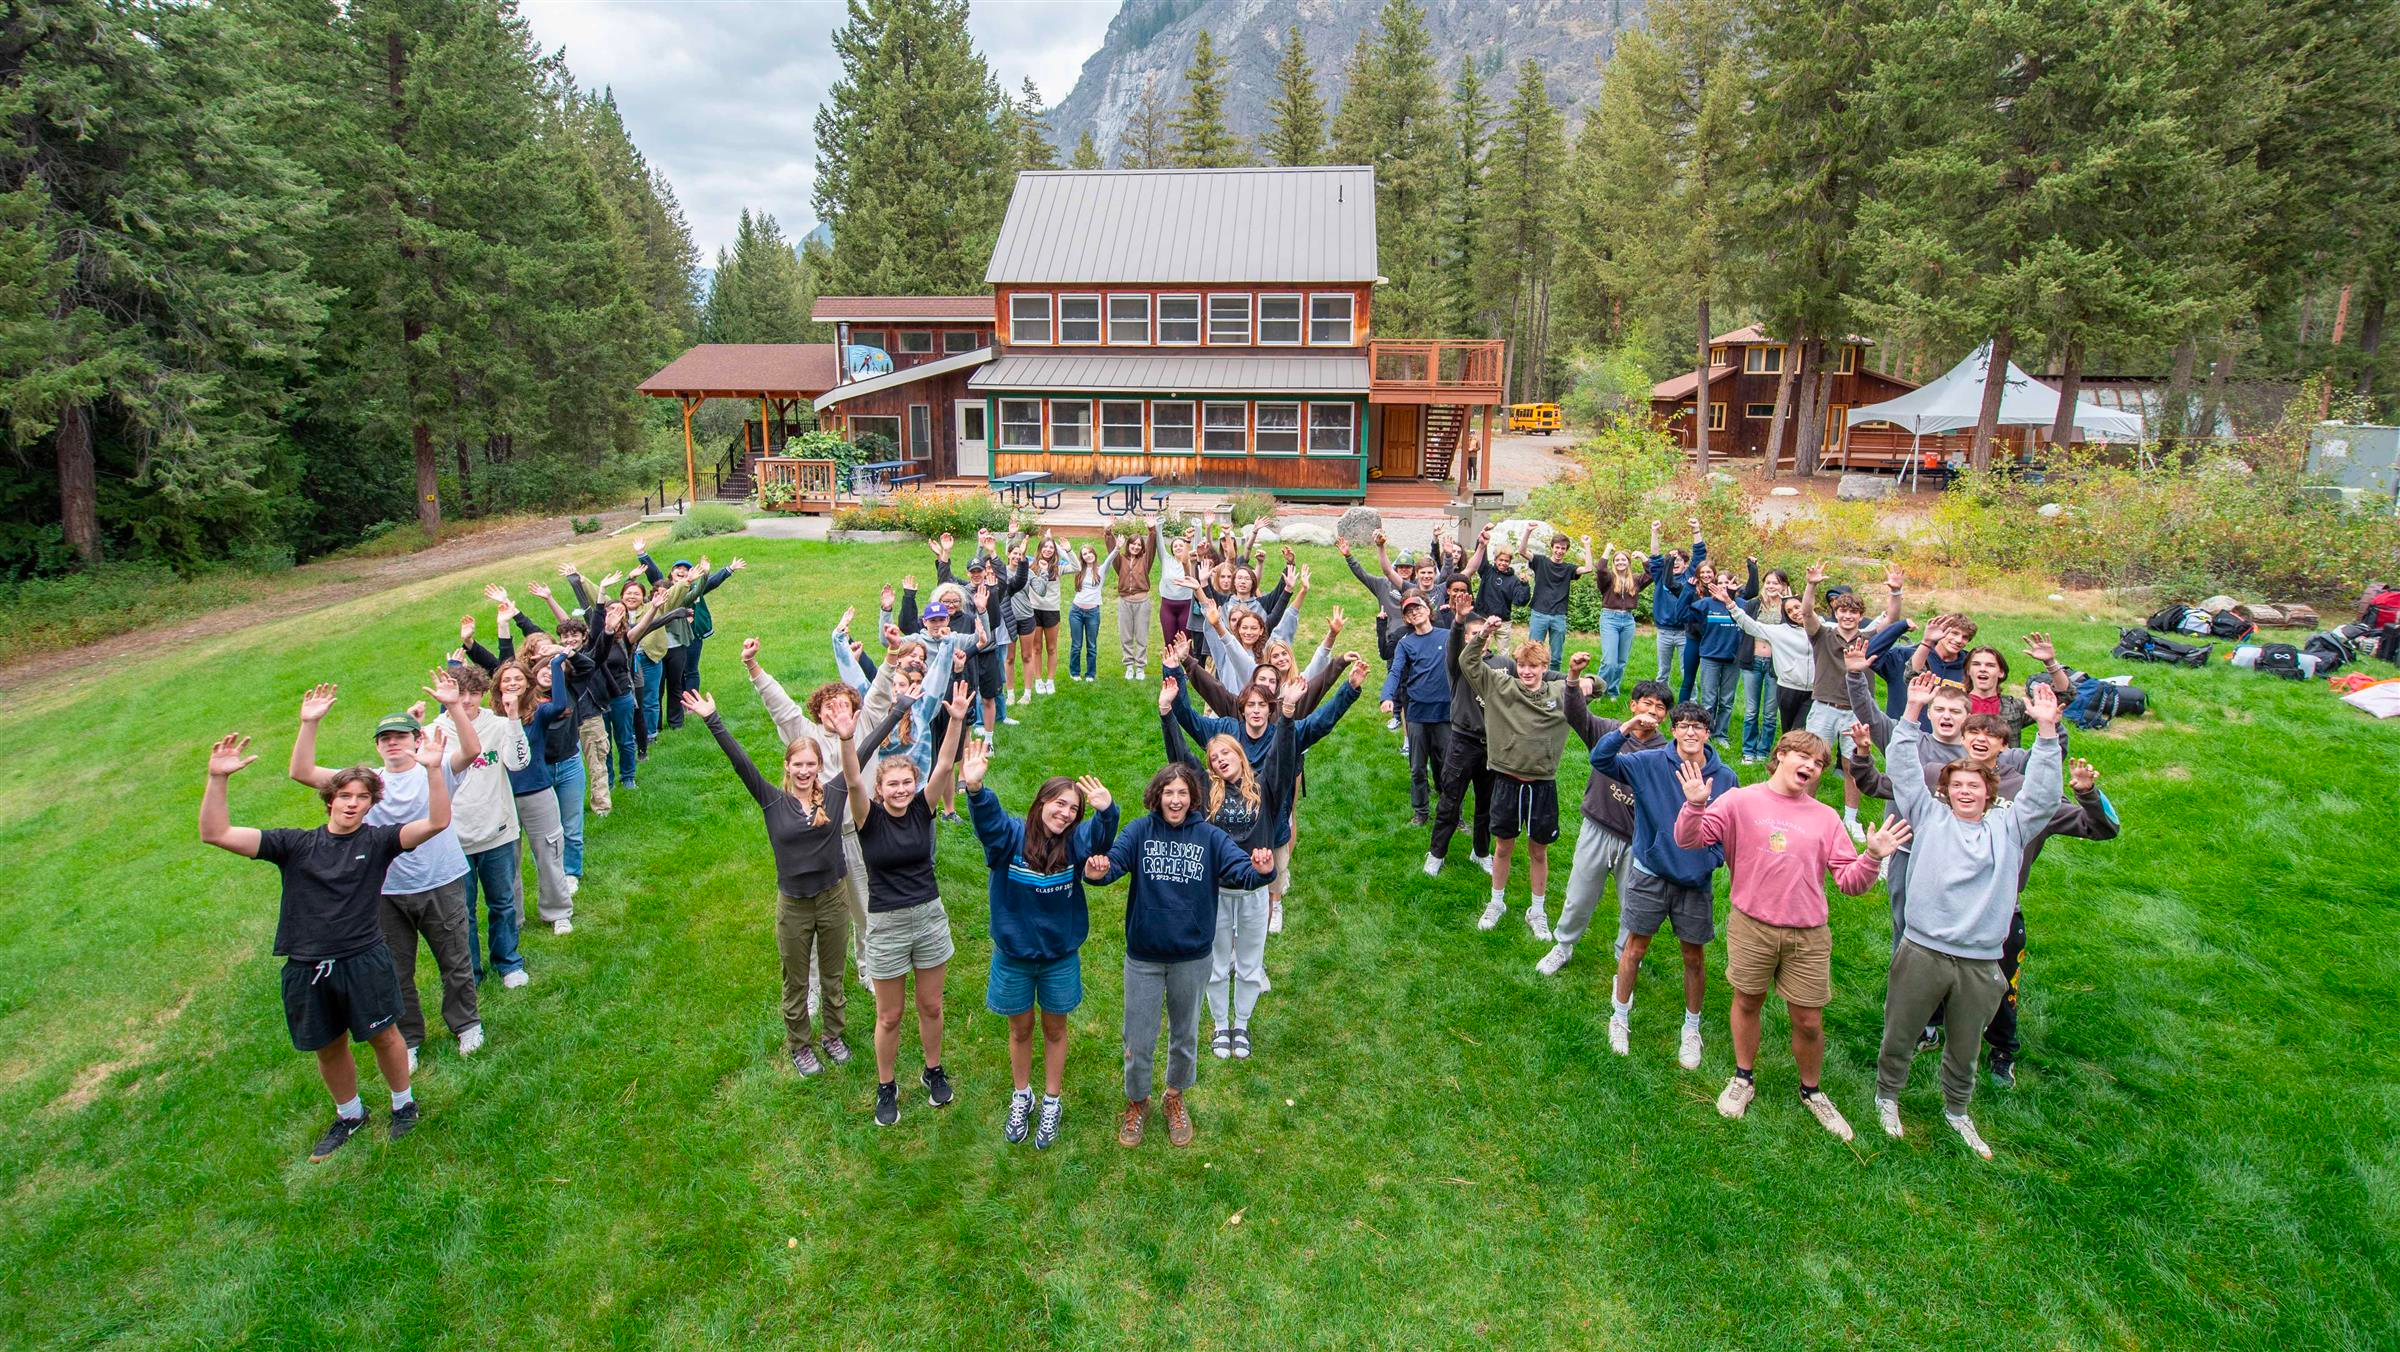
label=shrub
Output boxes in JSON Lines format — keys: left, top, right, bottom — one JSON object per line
{"left": 571, "top": 516, "right": 604, "bottom": 535}
{"left": 669, "top": 503, "right": 748, "bottom": 541}
{"left": 834, "top": 490, "right": 1010, "bottom": 538}
{"left": 1225, "top": 491, "right": 1278, "bottom": 528}
{"left": 788, "top": 430, "right": 863, "bottom": 492}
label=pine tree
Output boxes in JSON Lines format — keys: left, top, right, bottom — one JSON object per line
{"left": 1483, "top": 61, "right": 1566, "bottom": 397}
{"left": 1117, "top": 76, "right": 1173, "bottom": 169}
{"left": 1434, "top": 60, "right": 1491, "bottom": 337}
{"left": 1328, "top": 32, "right": 1377, "bottom": 167}
{"left": 1070, "top": 129, "right": 1104, "bottom": 170}
{"left": 702, "top": 211, "right": 817, "bottom": 344}
{"left": 1172, "top": 33, "right": 1246, "bottom": 168}
{"left": 575, "top": 89, "right": 700, "bottom": 349}
{"left": 1014, "top": 78, "right": 1059, "bottom": 170}
{"left": 1334, "top": 0, "right": 1446, "bottom": 335}
{"left": 1262, "top": 25, "right": 1327, "bottom": 166}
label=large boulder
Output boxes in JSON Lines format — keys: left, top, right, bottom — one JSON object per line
{"left": 1485, "top": 517, "right": 1558, "bottom": 556}
{"left": 1769, "top": 485, "right": 1801, "bottom": 498}
{"left": 1335, "top": 505, "right": 1383, "bottom": 544}
{"left": 1836, "top": 473, "right": 1896, "bottom": 502}
{"left": 1262, "top": 519, "right": 1339, "bottom": 547}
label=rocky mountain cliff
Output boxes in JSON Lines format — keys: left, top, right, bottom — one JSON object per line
{"left": 1045, "top": 0, "right": 1644, "bottom": 163}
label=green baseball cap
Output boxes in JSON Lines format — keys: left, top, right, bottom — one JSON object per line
{"left": 373, "top": 712, "right": 422, "bottom": 739}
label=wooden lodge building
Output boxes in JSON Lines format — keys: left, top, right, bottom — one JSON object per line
{"left": 1649, "top": 326, "right": 1919, "bottom": 468}
{"left": 641, "top": 167, "right": 1507, "bottom": 503}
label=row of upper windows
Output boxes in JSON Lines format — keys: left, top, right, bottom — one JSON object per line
{"left": 1005, "top": 293, "right": 1358, "bottom": 348}
{"left": 848, "top": 328, "right": 988, "bottom": 356}
{"left": 994, "top": 397, "right": 1357, "bottom": 457}
{"left": 1708, "top": 343, "right": 1860, "bottom": 375}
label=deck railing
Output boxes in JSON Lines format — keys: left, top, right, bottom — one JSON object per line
{"left": 1368, "top": 339, "right": 1506, "bottom": 404}
{"left": 756, "top": 457, "right": 843, "bottom": 512}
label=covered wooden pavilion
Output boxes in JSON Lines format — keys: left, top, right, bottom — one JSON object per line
{"left": 636, "top": 343, "right": 840, "bottom": 500}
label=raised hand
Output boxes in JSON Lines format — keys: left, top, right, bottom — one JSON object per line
{"left": 943, "top": 679, "right": 972, "bottom": 720}
{"left": 880, "top": 622, "right": 904, "bottom": 650}
{"left": 597, "top": 570, "right": 624, "bottom": 592}
{"left": 1568, "top": 651, "right": 1592, "bottom": 677}
{"left": 458, "top": 614, "right": 476, "bottom": 642}
{"left": 1338, "top": 537, "right": 1353, "bottom": 557}
{"left": 697, "top": 555, "right": 712, "bottom": 574}
{"left": 1847, "top": 721, "right": 1874, "bottom": 750}
{"left": 740, "top": 637, "right": 761, "bottom": 666}
{"left": 482, "top": 583, "right": 510, "bottom": 605}
{"left": 499, "top": 687, "right": 521, "bottom": 719}
{"left": 1843, "top": 637, "right": 1871, "bottom": 673}
{"left": 1805, "top": 560, "right": 1828, "bottom": 585}
{"left": 2022, "top": 631, "right": 2057, "bottom": 664}
{"left": 298, "top": 682, "right": 338, "bottom": 723}
{"left": 2069, "top": 757, "right": 2098, "bottom": 792}
{"left": 1073, "top": 773, "right": 1111, "bottom": 813}
{"left": 207, "top": 734, "right": 256, "bottom": 778}
{"left": 630, "top": 536, "right": 647, "bottom": 556}
{"left": 1327, "top": 606, "right": 1346, "bottom": 639}
{"left": 1689, "top": 516, "right": 1703, "bottom": 537}
{"left": 425, "top": 668, "right": 464, "bottom": 708}
{"left": 821, "top": 698, "right": 858, "bottom": 740}
{"left": 557, "top": 562, "right": 579, "bottom": 579}
{"left": 1625, "top": 711, "right": 1660, "bottom": 740}
{"left": 880, "top": 584, "right": 895, "bottom": 612}
{"left": 680, "top": 690, "right": 716, "bottom": 720}
{"left": 1904, "top": 670, "right": 1942, "bottom": 713}
{"left": 959, "top": 738, "right": 989, "bottom": 790}
{"left": 1158, "top": 680, "right": 1177, "bottom": 716}
{"left": 1675, "top": 757, "right": 1711, "bottom": 806}
{"left": 902, "top": 573, "right": 917, "bottom": 592}
{"left": 2027, "top": 678, "right": 2061, "bottom": 732}
{"left": 406, "top": 700, "right": 428, "bottom": 726}
{"left": 725, "top": 557, "right": 747, "bottom": 573}
{"left": 1346, "top": 658, "right": 1368, "bottom": 689}
{"left": 418, "top": 726, "right": 449, "bottom": 768}
{"left": 836, "top": 606, "right": 855, "bottom": 634}
{"left": 1864, "top": 816, "right": 1913, "bottom": 859}
{"left": 1885, "top": 560, "right": 1905, "bottom": 591}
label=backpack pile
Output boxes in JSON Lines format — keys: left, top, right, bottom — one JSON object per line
{"left": 2061, "top": 674, "right": 2148, "bottom": 730}
{"left": 2114, "top": 627, "right": 2213, "bottom": 667}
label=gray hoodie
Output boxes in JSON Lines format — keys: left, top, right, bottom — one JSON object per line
{"left": 1885, "top": 720, "right": 2063, "bottom": 960}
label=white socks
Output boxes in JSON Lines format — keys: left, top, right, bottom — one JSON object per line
{"left": 1684, "top": 1010, "right": 1704, "bottom": 1031}
{"left": 391, "top": 1087, "right": 414, "bottom": 1111}
{"left": 335, "top": 1096, "right": 364, "bottom": 1121}
{"left": 1490, "top": 888, "right": 1506, "bottom": 909}
{"left": 1612, "top": 997, "right": 1632, "bottom": 1019}
{"left": 1530, "top": 892, "right": 1546, "bottom": 914}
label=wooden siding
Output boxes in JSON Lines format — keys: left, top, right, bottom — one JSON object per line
{"left": 1651, "top": 367, "right": 1918, "bottom": 458}
{"left": 995, "top": 283, "right": 1371, "bottom": 352}
{"left": 835, "top": 323, "right": 993, "bottom": 371}
{"left": 824, "top": 366, "right": 982, "bottom": 479}
{"left": 984, "top": 391, "right": 1366, "bottom": 497}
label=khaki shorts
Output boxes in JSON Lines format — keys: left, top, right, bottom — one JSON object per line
{"left": 1725, "top": 907, "right": 1832, "bottom": 1008}
{"left": 862, "top": 899, "right": 955, "bottom": 982}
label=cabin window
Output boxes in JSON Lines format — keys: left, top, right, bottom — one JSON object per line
{"left": 1254, "top": 401, "right": 1302, "bottom": 455}
{"left": 999, "top": 400, "right": 1043, "bottom": 450}
{"left": 850, "top": 414, "right": 901, "bottom": 450}
{"left": 907, "top": 404, "right": 932, "bottom": 458}
{"left": 1309, "top": 294, "right": 1356, "bottom": 345}
{"left": 1101, "top": 400, "right": 1145, "bottom": 450}
{"left": 1151, "top": 401, "right": 1195, "bottom": 453}
{"left": 1048, "top": 399, "right": 1093, "bottom": 450}
{"left": 1008, "top": 296, "right": 1051, "bottom": 345}
{"left": 1836, "top": 344, "right": 1858, "bottom": 374}
{"left": 1108, "top": 295, "right": 1150, "bottom": 345}
{"left": 1158, "top": 295, "right": 1202, "bottom": 344}
{"left": 1745, "top": 403, "right": 1776, "bottom": 419}
{"left": 1058, "top": 295, "right": 1102, "bottom": 344}
{"left": 896, "top": 331, "right": 934, "bottom": 355}
{"left": 943, "top": 330, "right": 981, "bottom": 354}
{"left": 854, "top": 329, "right": 888, "bottom": 354}
{"left": 1207, "top": 294, "right": 1251, "bottom": 345}
{"left": 1202, "top": 401, "right": 1248, "bottom": 453}
{"left": 1743, "top": 344, "right": 1785, "bottom": 375}
{"left": 1706, "top": 403, "right": 1728, "bottom": 431}
{"left": 1259, "top": 294, "right": 1304, "bottom": 345}
{"left": 1709, "top": 345, "right": 1731, "bottom": 366}
{"left": 1307, "top": 402, "right": 1356, "bottom": 456}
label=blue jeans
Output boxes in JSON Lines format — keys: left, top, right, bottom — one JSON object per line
{"left": 462, "top": 840, "right": 525, "bottom": 979}
{"left": 1655, "top": 627, "right": 1687, "bottom": 683}
{"left": 1679, "top": 633, "right": 1704, "bottom": 702}
{"left": 1738, "top": 663, "right": 1779, "bottom": 759}
{"left": 1696, "top": 657, "right": 1739, "bottom": 740}
{"left": 605, "top": 692, "right": 639, "bottom": 785}
{"left": 551, "top": 752, "right": 586, "bottom": 877}
{"left": 636, "top": 652, "right": 666, "bottom": 737}
{"left": 1069, "top": 605, "right": 1100, "bottom": 678}
{"left": 1527, "top": 610, "right": 1568, "bottom": 669}
{"left": 1598, "top": 609, "right": 1636, "bottom": 697}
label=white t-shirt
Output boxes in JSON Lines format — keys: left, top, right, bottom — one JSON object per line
{"left": 435, "top": 708, "right": 528, "bottom": 854}
{"left": 368, "top": 762, "right": 469, "bottom": 893}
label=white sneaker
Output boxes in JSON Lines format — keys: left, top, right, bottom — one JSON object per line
{"left": 1845, "top": 817, "right": 1866, "bottom": 845}
{"left": 1477, "top": 899, "right": 1507, "bottom": 931}
{"left": 1607, "top": 1013, "right": 1630, "bottom": 1056}
{"left": 1525, "top": 901, "right": 1553, "bottom": 942}
{"left": 1535, "top": 942, "right": 1573, "bottom": 975}
{"left": 501, "top": 969, "right": 530, "bottom": 990}
{"left": 1423, "top": 852, "right": 1443, "bottom": 878}
{"left": 1802, "top": 1090, "right": 1855, "bottom": 1141}
{"left": 1385, "top": 716, "right": 1401, "bottom": 732}
{"left": 1678, "top": 1023, "right": 1704, "bottom": 1069}
{"left": 1473, "top": 853, "right": 1493, "bottom": 876}
{"left": 457, "top": 1024, "right": 484, "bottom": 1056}
{"left": 1947, "top": 1112, "right": 1994, "bottom": 1159}
{"left": 1124, "top": 664, "right": 1137, "bottom": 680}
{"left": 1717, "top": 1075, "right": 1757, "bottom": 1119}
{"left": 1003, "top": 715, "right": 1021, "bottom": 726}
{"left": 406, "top": 1045, "right": 419, "bottom": 1074}
{"left": 1877, "top": 1096, "right": 1905, "bottom": 1139}
{"left": 553, "top": 918, "right": 573, "bottom": 936}
{"left": 565, "top": 875, "right": 580, "bottom": 897}
{"left": 1267, "top": 898, "right": 1283, "bottom": 934}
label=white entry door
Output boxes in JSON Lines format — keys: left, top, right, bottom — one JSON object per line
{"left": 955, "top": 400, "right": 990, "bottom": 477}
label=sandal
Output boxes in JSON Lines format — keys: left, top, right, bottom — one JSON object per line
{"left": 1231, "top": 1027, "right": 1253, "bottom": 1060}
{"left": 1211, "top": 1027, "right": 1235, "bottom": 1060}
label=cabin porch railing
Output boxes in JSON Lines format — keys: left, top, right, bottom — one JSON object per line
{"left": 1368, "top": 339, "right": 1507, "bottom": 405}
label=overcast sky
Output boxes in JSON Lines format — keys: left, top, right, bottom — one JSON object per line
{"left": 519, "top": 1, "right": 1119, "bottom": 261}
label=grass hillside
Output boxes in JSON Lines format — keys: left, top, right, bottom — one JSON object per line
{"left": 1, "top": 538, "right": 2394, "bottom": 1349}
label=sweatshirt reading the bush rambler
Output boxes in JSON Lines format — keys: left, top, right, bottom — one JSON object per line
{"left": 1673, "top": 783, "right": 1882, "bottom": 929}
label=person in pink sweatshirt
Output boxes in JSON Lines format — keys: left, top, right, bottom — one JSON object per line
{"left": 1673, "top": 730, "right": 1908, "bottom": 1141}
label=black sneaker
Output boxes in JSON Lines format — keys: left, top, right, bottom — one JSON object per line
{"left": 1005, "top": 1089, "right": 1034, "bottom": 1143}
{"left": 1915, "top": 1025, "right": 1942, "bottom": 1056}
{"left": 309, "top": 1110, "right": 370, "bottom": 1163}
{"left": 1987, "top": 1052, "right": 2016, "bottom": 1089}
{"left": 874, "top": 1080, "right": 899, "bottom": 1127}
{"left": 1034, "top": 1095, "right": 1063, "bottom": 1150}
{"left": 388, "top": 1100, "right": 421, "bottom": 1143}
{"left": 922, "top": 1064, "right": 954, "bottom": 1108}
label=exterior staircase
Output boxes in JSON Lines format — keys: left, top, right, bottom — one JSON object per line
{"left": 1422, "top": 404, "right": 1467, "bottom": 482}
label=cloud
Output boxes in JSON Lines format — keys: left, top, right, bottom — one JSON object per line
{"left": 520, "top": 0, "right": 1118, "bottom": 260}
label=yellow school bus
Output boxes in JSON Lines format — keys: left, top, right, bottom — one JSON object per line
{"left": 1507, "top": 402, "right": 1562, "bottom": 434}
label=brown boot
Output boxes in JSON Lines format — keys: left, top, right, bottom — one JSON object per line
{"left": 1117, "top": 1099, "right": 1149, "bottom": 1147}
{"left": 1162, "top": 1090, "right": 1195, "bottom": 1147}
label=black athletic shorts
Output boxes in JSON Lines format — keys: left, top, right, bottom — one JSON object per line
{"left": 280, "top": 943, "right": 403, "bottom": 1051}
{"left": 1033, "top": 609, "right": 1060, "bottom": 631}
{"left": 1489, "top": 774, "right": 1560, "bottom": 844}
{"left": 969, "top": 648, "right": 1005, "bottom": 699}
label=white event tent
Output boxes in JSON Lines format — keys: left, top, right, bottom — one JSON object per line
{"left": 1847, "top": 341, "right": 2146, "bottom": 448}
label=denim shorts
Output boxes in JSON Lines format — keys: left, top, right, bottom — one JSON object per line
{"left": 985, "top": 950, "right": 1083, "bottom": 1016}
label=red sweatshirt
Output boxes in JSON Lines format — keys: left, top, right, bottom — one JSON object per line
{"left": 1673, "top": 783, "right": 1881, "bottom": 928}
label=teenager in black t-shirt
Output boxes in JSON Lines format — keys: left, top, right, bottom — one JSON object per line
{"left": 199, "top": 707, "right": 453, "bottom": 1163}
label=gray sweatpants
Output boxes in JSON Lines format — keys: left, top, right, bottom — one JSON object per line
{"left": 1122, "top": 953, "right": 1208, "bottom": 1101}
{"left": 379, "top": 880, "right": 478, "bottom": 1048}
{"left": 515, "top": 788, "right": 572, "bottom": 924}
{"left": 1555, "top": 819, "right": 1633, "bottom": 946}
{"left": 1119, "top": 596, "right": 1153, "bottom": 671}
{"left": 1877, "top": 939, "right": 2007, "bottom": 1115}
{"left": 1884, "top": 848, "right": 1914, "bottom": 955}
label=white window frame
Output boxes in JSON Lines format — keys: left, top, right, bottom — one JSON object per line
{"left": 1156, "top": 294, "right": 1202, "bottom": 345}
{"left": 1743, "top": 344, "right": 1786, "bottom": 375}
{"left": 1106, "top": 294, "right": 1151, "bottom": 346}
{"left": 1048, "top": 398, "right": 1094, "bottom": 451}
{"left": 1202, "top": 401, "right": 1249, "bottom": 454}
{"left": 1100, "top": 399, "right": 1145, "bottom": 451}
{"left": 1207, "top": 294, "right": 1252, "bottom": 346}
{"left": 907, "top": 403, "right": 933, "bottom": 459}
{"left": 1008, "top": 295, "right": 1051, "bottom": 345}
{"left": 943, "top": 330, "right": 981, "bottom": 354}
{"left": 1306, "top": 401, "right": 1356, "bottom": 457}
{"left": 1254, "top": 400, "right": 1302, "bottom": 456}
{"left": 998, "top": 399, "right": 1044, "bottom": 451}
{"left": 1057, "top": 294, "right": 1102, "bottom": 345}
{"left": 1308, "top": 293, "right": 1356, "bottom": 346}
{"left": 1258, "top": 293, "right": 1304, "bottom": 346}
{"left": 896, "top": 330, "right": 934, "bottom": 355}
{"left": 1150, "top": 400, "right": 1196, "bottom": 454}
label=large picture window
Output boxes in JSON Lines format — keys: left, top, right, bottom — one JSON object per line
{"left": 1259, "top": 294, "right": 1303, "bottom": 345}
{"left": 1157, "top": 295, "right": 1201, "bottom": 345}
{"left": 1008, "top": 296, "right": 1051, "bottom": 345}
{"left": 1059, "top": 295, "right": 1102, "bottom": 344}
{"left": 1307, "top": 402, "right": 1356, "bottom": 456}
{"left": 1202, "top": 402, "right": 1248, "bottom": 453}
{"left": 1107, "top": 295, "right": 1150, "bottom": 345}
{"left": 1151, "top": 401, "right": 1195, "bottom": 453}
{"left": 850, "top": 414, "right": 901, "bottom": 450}
{"left": 998, "top": 399, "right": 1043, "bottom": 450}
{"left": 1049, "top": 399, "right": 1093, "bottom": 450}
{"left": 1255, "top": 401, "right": 1301, "bottom": 455}
{"left": 1309, "top": 294, "right": 1356, "bottom": 345}
{"left": 1207, "top": 294, "right": 1251, "bottom": 345}
{"left": 1101, "top": 400, "right": 1145, "bottom": 451}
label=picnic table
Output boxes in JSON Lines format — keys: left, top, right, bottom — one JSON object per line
{"left": 856, "top": 458, "right": 910, "bottom": 492}
{"left": 991, "top": 470, "right": 1057, "bottom": 508}
{"left": 1094, "top": 474, "right": 1157, "bottom": 517}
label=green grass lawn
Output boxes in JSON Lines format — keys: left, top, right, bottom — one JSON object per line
{"left": 2, "top": 539, "right": 2395, "bottom": 1349}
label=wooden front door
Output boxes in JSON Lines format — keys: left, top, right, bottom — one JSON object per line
{"left": 1378, "top": 405, "right": 1421, "bottom": 480}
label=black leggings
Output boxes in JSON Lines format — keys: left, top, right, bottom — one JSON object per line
{"left": 662, "top": 647, "right": 693, "bottom": 727}
{"left": 1774, "top": 684, "right": 1812, "bottom": 748}
{"left": 1430, "top": 730, "right": 1492, "bottom": 860}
